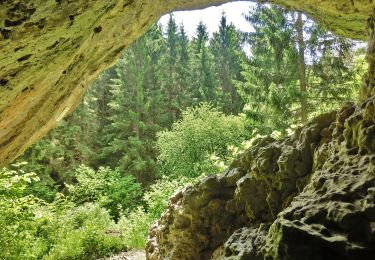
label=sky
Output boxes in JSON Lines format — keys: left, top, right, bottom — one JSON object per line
{"left": 158, "top": 1, "right": 256, "bottom": 38}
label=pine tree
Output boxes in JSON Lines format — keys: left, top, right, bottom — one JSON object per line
{"left": 162, "top": 15, "right": 181, "bottom": 121}
{"left": 19, "top": 95, "right": 99, "bottom": 187}
{"left": 176, "top": 23, "right": 192, "bottom": 107}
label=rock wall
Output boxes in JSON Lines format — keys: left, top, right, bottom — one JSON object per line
{"left": 0, "top": 0, "right": 373, "bottom": 167}
{"left": 147, "top": 98, "right": 375, "bottom": 260}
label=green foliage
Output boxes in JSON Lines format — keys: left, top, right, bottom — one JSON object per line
{"left": 24, "top": 181, "right": 57, "bottom": 202}
{"left": 67, "top": 165, "right": 143, "bottom": 220}
{"left": 118, "top": 206, "right": 152, "bottom": 249}
{"left": 236, "top": 4, "right": 363, "bottom": 134}
{"left": 20, "top": 101, "right": 100, "bottom": 188}
{"left": 0, "top": 164, "right": 46, "bottom": 259}
{"left": 66, "top": 165, "right": 108, "bottom": 203}
{"left": 210, "top": 12, "right": 245, "bottom": 114}
{"left": 118, "top": 176, "right": 190, "bottom": 248}
{"left": 157, "top": 103, "right": 247, "bottom": 177}
{"left": 44, "top": 203, "right": 124, "bottom": 260}
{"left": 0, "top": 165, "right": 126, "bottom": 260}
{"left": 144, "top": 177, "right": 190, "bottom": 219}
{"left": 190, "top": 21, "right": 217, "bottom": 105}
{"left": 100, "top": 25, "right": 171, "bottom": 185}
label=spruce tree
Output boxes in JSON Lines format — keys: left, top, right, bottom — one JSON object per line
{"left": 210, "top": 12, "right": 245, "bottom": 114}
{"left": 191, "top": 21, "right": 217, "bottom": 105}
{"left": 237, "top": 4, "right": 359, "bottom": 133}
{"left": 102, "top": 25, "right": 168, "bottom": 185}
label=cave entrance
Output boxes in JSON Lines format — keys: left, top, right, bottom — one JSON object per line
{"left": 1, "top": 1, "right": 373, "bottom": 259}
{"left": 18, "top": 1, "right": 366, "bottom": 186}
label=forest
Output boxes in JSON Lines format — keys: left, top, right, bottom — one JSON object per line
{"left": 0, "top": 4, "right": 366, "bottom": 259}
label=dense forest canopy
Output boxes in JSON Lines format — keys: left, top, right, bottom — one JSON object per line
{"left": 0, "top": 4, "right": 366, "bottom": 259}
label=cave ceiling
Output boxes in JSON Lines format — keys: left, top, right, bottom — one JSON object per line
{"left": 0, "top": 0, "right": 373, "bottom": 166}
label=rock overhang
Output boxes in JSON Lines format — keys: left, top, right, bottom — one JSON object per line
{"left": 0, "top": 0, "right": 373, "bottom": 166}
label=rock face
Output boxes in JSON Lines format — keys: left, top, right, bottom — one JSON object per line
{"left": 0, "top": 0, "right": 373, "bottom": 167}
{"left": 147, "top": 98, "right": 375, "bottom": 259}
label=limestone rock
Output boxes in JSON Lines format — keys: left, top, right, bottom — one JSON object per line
{"left": 262, "top": 100, "right": 375, "bottom": 259}
{"left": 147, "top": 174, "right": 246, "bottom": 260}
{"left": 146, "top": 110, "right": 337, "bottom": 259}
{"left": 146, "top": 97, "right": 375, "bottom": 259}
{"left": 211, "top": 225, "right": 270, "bottom": 260}
{"left": 0, "top": 0, "right": 373, "bottom": 166}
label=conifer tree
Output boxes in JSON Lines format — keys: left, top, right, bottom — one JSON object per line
{"left": 176, "top": 23, "right": 192, "bottom": 107}
{"left": 210, "top": 12, "right": 245, "bottom": 114}
{"left": 102, "top": 25, "right": 168, "bottom": 185}
{"left": 191, "top": 21, "right": 217, "bottom": 104}
{"left": 237, "top": 4, "right": 359, "bottom": 133}
{"left": 163, "top": 15, "right": 181, "bottom": 121}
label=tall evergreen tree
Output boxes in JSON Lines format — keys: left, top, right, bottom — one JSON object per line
{"left": 162, "top": 15, "right": 181, "bottom": 121}
{"left": 19, "top": 96, "right": 99, "bottom": 188}
{"left": 176, "top": 23, "right": 192, "bottom": 107}
{"left": 236, "top": 4, "right": 359, "bottom": 133}
{"left": 101, "top": 25, "right": 169, "bottom": 185}
{"left": 210, "top": 12, "right": 245, "bottom": 114}
{"left": 296, "top": 12, "right": 308, "bottom": 123}
{"left": 191, "top": 21, "right": 217, "bottom": 104}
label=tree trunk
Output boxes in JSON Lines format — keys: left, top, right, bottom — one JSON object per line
{"left": 296, "top": 12, "right": 308, "bottom": 124}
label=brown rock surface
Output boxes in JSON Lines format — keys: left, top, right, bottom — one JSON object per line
{"left": 146, "top": 99, "right": 375, "bottom": 259}
{"left": 0, "top": 0, "right": 373, "bottom": 166}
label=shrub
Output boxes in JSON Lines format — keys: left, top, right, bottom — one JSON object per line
{"left": 66, "top": 165, "right": 143, "bottom": 219}
{"left": 144, "top": 177, "right": 190, "bottom": 219}
{"left": 157, "top": 103, "right": 247, "bottom": 178}
{"left": 118, "top": 176, "right": 190, "bottom": 248}
{"left": 44, "top": 203, "right": 125, "bottom": 260}
{"left": 24, "top": 181, "right": 58, "bottom": 202}
{"left": 0, "top": 164, "right": 48, "bottom": 259}
{"left": 118, "top": 206, "right": 153, "bottom": 249}
{"left": 0, "top": 164, "right": 127, "bottom": 259}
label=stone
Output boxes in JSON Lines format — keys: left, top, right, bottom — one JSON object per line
{"left": 211, "top": 224, "right": 270, "bottom": 260}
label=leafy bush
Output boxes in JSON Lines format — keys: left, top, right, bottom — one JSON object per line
{"left": 67, "top": 165, "right": 143, "bottom": 219}
{"left": 157, "top": 103, "right": 247, "bottom": 177}
{"left": 0, "top": 164, "right": 127, "bottom": 259}
{"left": 144, "top": 177, "right": 190, "bottom": 219}
{"left": 0, "top": 163, "right": 47, "bottom": 259}
{"left": 118, "top": 206, "right": 153, "bottom": 249}
{"left": 118, "top": 176, "right": 190, "bottom": 248}
{"left": 24, "top": 181, "right": 58, "bottom": 202}
{"left": 44, "top": 203, "right": 125, "bottom": 260}
{"left": 66, "top": 165, "right": 109, "bottom": 204}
